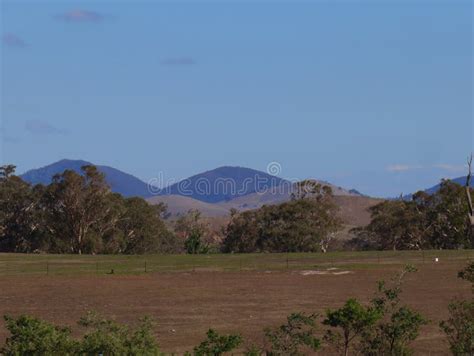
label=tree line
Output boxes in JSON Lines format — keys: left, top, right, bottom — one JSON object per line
{"left": 1, "top": 163, "right": 473, "bottom": 254}
{"left": 0, "top": 167, "right": 345, "bottom": 254}
{"left": 2, "top": 264, "right": 472, "bottom": 355}
{"left": 0, "top": 165, "right": 179, "bottom": 254}
{"left": 349, "top": 180, "right": 474, "bottom": 250}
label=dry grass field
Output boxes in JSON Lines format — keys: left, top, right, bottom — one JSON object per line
{"left": 0, "top": 251, "right": 472, "bottom": 354}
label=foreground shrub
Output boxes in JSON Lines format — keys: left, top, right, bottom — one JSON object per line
{"left": 323, "top": 299, "right": 381, "bottom": 356}
{"left": 187, "top": 329, "right": 242, "bottom": 356}
{"left": 264, "top": 312, "right": 321, "bottom": 355}
{"left": 440, "top": 262, "right": 474, "bottom": 355}
{"left": 78, "top": 311, "right": 161, "bottom": 355}
{"left": 440, "top": 299, "right": 474, "bottom": 356}
{"left": 2, "top": 315, "right": 78, "bottom": 355}
{"left": 1, "top": 312, "right": 161, "bottom": 356}
{"left": 321, "top": 265, "right": 425, "bottom": 356}
{"left": 361, "top": 266, "right": 426, "bottom": 355}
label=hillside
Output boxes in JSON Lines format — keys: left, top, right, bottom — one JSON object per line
{"left": 424, "top": 176, "right": 472, "bottom": 194}
{"left": 217, "top": 180, "right": 363, "bottom": 212}
{"left": 159, "top": 166, "right": 287, "bottom": 203}
{"left": 20, "top": 159, "right": 152, "bottom": 198}
{"left": 147, "top": 195, "right": 230, "bottom": 217}
{"left": 149, "top": 187, "right": 379, "bottom": 229}
{"left": 404, "top": 176, "right": 473, "bottom": 200}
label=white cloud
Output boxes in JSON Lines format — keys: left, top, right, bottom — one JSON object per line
{"left": 386, "top": 164, "right": 423, "bottom": 172}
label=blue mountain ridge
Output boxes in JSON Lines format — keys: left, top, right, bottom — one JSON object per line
{"left": 19, "top": 160, "right": 289, "bottom": 202}
{"left": 20, "top": 159, "right": 152, "bottom": 198}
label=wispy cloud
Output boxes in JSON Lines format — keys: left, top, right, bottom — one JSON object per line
{"left": 55, "top": 10, "right": 105, "bottom": 23}
{"left": 433, "top": 164, "right": 466, "bottom": 173}
{"left": 25, "top": 120, "right": 68, "bottom": 135}
{"left": 386, "top": 164, "right": 423, "bottom": 172}
{"left": 386, "top": 163, "right": 467, "bottom": 174}
{"left": 161, "top": 57, "right": 196, "bottom": 66}
{"left": 2, "top": 33, "right": 26, "bottom": 48}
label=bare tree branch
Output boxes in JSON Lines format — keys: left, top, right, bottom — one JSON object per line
{"left": 466, "top": 154, "right": 474, "bottom": 226}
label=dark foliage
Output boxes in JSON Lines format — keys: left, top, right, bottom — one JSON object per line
{"left": 350, "top": 180, "right": 474, "bottom": 250}
{"left": 222, "top": 182, "right": 342, "bottom": 253}
{"left": 0, "top": 164, "right": 178, "bottom": 254}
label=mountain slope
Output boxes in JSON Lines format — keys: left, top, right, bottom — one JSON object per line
{"left": 20, "top": 159, "right": 151, "bottom": 198}
{"left": 218, "top": 181, "right": 365, "bottom": 212}
{"left": 160, "top": 166, "right": 288, "bottom": 203}
{"left": 424, "top": 176, "right": 472, "bottom": 195}
{"left": 403, "top": 176, "right": 473, "bottom": 200}
{"left": 147, "top": 195, "right": 230, "bottom": 217}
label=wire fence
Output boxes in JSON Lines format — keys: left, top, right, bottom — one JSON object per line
{"left": 0, "top": 250, "right": 472, "bottom": 276}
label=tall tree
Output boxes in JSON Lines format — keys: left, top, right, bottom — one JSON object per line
{"left": 466, "top": 154, "right": 474, "bottom": 243}
{"left": 42, "top": 166, "right": 112, "bottom": 254}
{"left": 222, "top": 182, "right": 342, "bottom": 253}
{"left": 175, "top": 210, "right": 211, "bottom": 254}
{"left": 120, "top": 197, "right": 178, "bottom": 254}
{"left": 351, "top": 179, "right": 474, "bottom": 250}
{"left": 0, "top": 165, "right": 43, "bottom": 252}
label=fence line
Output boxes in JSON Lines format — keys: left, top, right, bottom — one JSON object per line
{"left": 0, "top": 250, "right": 472, "bottom": 276}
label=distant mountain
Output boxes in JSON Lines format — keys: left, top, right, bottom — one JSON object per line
{"left": 424, "top": 176, "right": 472, "bottom": 195}
{"left": 159, "top": 166, "right": 288, "bottom": 203}
{"left": 403, "top": 176, "right": 473, "bottom": 200}
{"left": 20, "top": 160, "right": 366, "bottom": 206}
{"left": 147, "top": 195, "right": 230, "bottom": 217}
{"left": 20, "top": 159, "right": 151, "bottom": 198}
{"left": 216, "top": 180, "right": 364, "bottom": 212}
{"left": 147, "top": 192, "right": 381, "bottom": 227}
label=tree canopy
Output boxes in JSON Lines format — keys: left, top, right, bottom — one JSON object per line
{"left": 0, "top": 164, "right": 178, "bottom": 254}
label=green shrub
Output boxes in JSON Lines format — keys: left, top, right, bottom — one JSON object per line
{"left": 188, "top": 329, "right": 242, "bottom": 356}
{"left": 1, "top": 312, "right": 161, "bottom": 356}
{"left": 361, "top": 266, "right": 426, "bottom": 355}
{"left": 265, "top": 312, "right": 321, "bottom": 356}
{"left": 323, "top": 299, "right": 381, "bottom": 356}
{"left": 440, "top": 299, "right": 474, "bottom": 356}
{"left": 78, "top": 311, "right": 161, "bottom": 355}
{"left": 2, "top": 315, "right": 78, "bottom": 355}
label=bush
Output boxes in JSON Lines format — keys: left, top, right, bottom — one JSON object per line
{"left": 78, "top": 311, "right": 161, "bottom": 355}
{"left": 188, "top": 329, "right": 242, "bottom": 356}
{"left": 264, "top": 312, "right": 321, "bottom": 356}
{"left": 2, "top": 315, "right": 78, "bottom": 355}
{"left": 361, "top": 266, "right": 427, "bottom": 355}
{"left": 1, "top": 312, "right": 161, "bottom": 356}
{"left": 440, "top": 262, "right": 474, "bottom": 355}
{"left": 323, "top": 299, "right": 381, "bottom": 355}
{"left": 440, "top": 299, "right": 474, "bottom": 356}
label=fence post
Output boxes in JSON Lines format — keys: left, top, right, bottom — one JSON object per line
{"left": 286, "top": 253, "right": 289, "bottom": 269}
{"left": 422, "top": 250, "right": 425, "bottom": 264}
{"left": 145, "top": 261, "right": 147, "bottom": 273}
{"left": 46, "top": 261, "right": 49, "bottom": 275}
{"left": 239, "top": 256, "right": 242, "bottom": 272}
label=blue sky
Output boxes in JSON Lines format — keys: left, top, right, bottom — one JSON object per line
{"left": 1, "top": 0, "right": 472, "bottom": 197}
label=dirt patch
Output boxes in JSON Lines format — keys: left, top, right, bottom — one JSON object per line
{"left": 0, "top": 262, "right": 470, "bottom": 354}
{"left": 299, "top": 268, "right": 354, "bottom": 276}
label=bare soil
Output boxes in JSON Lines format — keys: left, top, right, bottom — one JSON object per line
{"left": 0, "top": 262, "right": 470, "bottom": 355}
